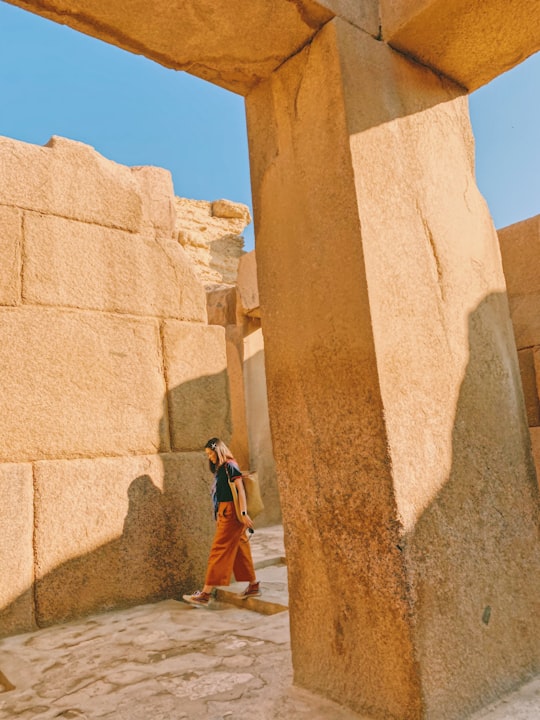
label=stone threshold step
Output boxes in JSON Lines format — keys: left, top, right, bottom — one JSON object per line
{"left": 215, "top": 588, "right": 288, "bottom": 615}
{"left": 215, "top": 561, "right": 289, "bottom": 616}
{"left": 253, "top": 555, "right": 287, "bottom": 570}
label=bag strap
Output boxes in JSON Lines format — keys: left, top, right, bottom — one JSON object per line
{"left": 224, "top": 460, "right": 242, "bottom": 483}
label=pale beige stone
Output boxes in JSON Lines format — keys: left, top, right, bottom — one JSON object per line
{"left": 22, "top": 212, "right": 207, "bottom": 322}
{"left": 498, "top": 216, "right": 540, "bottom": 297}
{"left": 498, "top": 215, "right": 540, "bottom": 349}
{"left": 237, "top": 251, "right": 260, "bottom": 318}
{"left": 0, "top": 135, "right": 142, "bottom": 231}
{"left": 247, "top": 19, "right": 539, "bottom": 719}
{"left": 381, "top": 0, "right": 540, "bottom": 91}
{"left": 0, "top": 463, "right": 35, "bottom": 637}
{"left": 243, "top": 329, "right": 280, "bottom": 526}
{"left": 0, "top": 307, "right": 167, "bottom": 462}
{"left": 226, "top": 325, "right": 250, "bottom": 471}
{"left": 518, "top": 349, "right": 540, "bottom": 427}
{"left": 0, "top": 205, "right": 22, "bottom": 306}
{"left": 5, "top": 0, "right": 332, "bottom": 94}
{"left": 314, "top": 0, "right": 379, "bottom": 35}
{"left": 175, "top": 197, "right": 248, "bottom": 286}
{"left": 206, "top": 285, "right": 237, "bottom": 327}
{"left": 33, "top": 452, "right": 214, "bottom": 624}
{"left": 211, "top": 199, "right": 251, "bottom": 222}
{"left": 131, "top": 165, "right": 176, "bottom": 238}
{"left": 162, "top": 321, "right": 231, "bottom": 452}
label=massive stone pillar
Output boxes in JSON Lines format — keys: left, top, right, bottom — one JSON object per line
{"left": 246, "top": 18, "right": 540, "bottom": 720}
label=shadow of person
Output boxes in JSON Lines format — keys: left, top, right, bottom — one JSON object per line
{"left": 0, "top": 370, "right": 227, "bottom": 635}
{"left": 27, "top": 475, "right": 175, "bottom": 626}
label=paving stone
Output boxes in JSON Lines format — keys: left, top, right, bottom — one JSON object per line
{"left": 0, "top": 526, "right": 536, "bottom": 720}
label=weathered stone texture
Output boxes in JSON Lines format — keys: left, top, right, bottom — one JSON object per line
{"left": 243, "top": 329, "right": 280, "bottom": 525}
{"left": 498, "top": 215, "right": 540, "bottom": 349}
{"left": 237, "top": 251, "right": 260, "bottom": 317}
{"left": 4, "top": 0, "right": 333, "bottom": 94}
{"left": 0, "top": 205, "right": 22, "bottom": 305}
{"left": 131, "top": 165, "right": 176, "bottom": 238}
{"left": 247, "top": 17, "right": 539, "bottom": 720}
{"left": 315, "top": 0, "right": 380, "bottom": 35}
{"left": 0, "top": 307, "right": 166, "bottom": 462}
{"left": 381, "top": 0, "right": 540, "bottom": 91}
{"left": 225, "top": 325, "right": 250, "bottom": 471}
{"left": 247, "top": 22, "right": 421, "bottom": 719}
{"left": 0, "top": 463, "right": 35, "bottom": 636}
{"left": 22, "top": 212, "right": 207, "bottom": 321}
{"left": 206, "top": 285, "right": 237, "bottom": 327}
{"left": 162, "top": 321, "right": 231, "bottom": 452}
{"left": 33, "top": 453, "right": 214, "bottom": 625}
{"left": 531, "top": 427, "right": 540, "bottom": 487}
{"left": 175, "top": 197, "right": 249, "bottom": 286}
{"left": 518, "top": 349, "right": 540, "bottom": 427}
{"left": 0, "top": 136, "right": 142, "bottom": 231}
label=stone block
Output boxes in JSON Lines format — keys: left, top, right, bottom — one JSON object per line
{"left": 247, "top": 19, "right": 540, "bottom": 719}
{"left": 226, "top": 325, "right": 250, "bottom": 470}
{"left": 530, "top": 427, "right": 540, "bottom": 489}
{"left": 314, "top": 0, "right": 380, "bottom": 35}
{"left": 3, "top": 0, "right": 333, "bottom": 94}
{"left": 518, "top": 349, "right": 540, "bottom": 427}
{"left": 131, "top": 165, "right": 176, "bottom": 238}
{"left": 0, "top": 135, "right": 142, "bottom": 232}
{"left": 162, "top": 322, "right": 231, "bottom": 451}
{"left": 499, "top": 216, "right": 540, "bottom": 349}
{"left": 22, "top": 213, "right": 206, "bottom": 322}
{"left": 243, "top": 328, "right": 280, "bottom": 526}
{"left": 33, "top": 452, "right": 214, "bottom": 624}
{"left": 211, "top": 199, "right": 251, "bottom": 222}
{"left": 175, "top": 197, "right": 248, "bottom": 285}
{"left": 0, "top": 206, "right": 21, "bottom": 306}
{"left": 381, "top": 0, "right": 540, "bottom": 91}
{"left": 0, "top": 307, "right": 167, "bottom": 462}
{"left": 237, "top": 250, "right": 260, "bottom": 317}
{"left": 498, "top": 215, "right": 540, "bottom": 296}
{"left": 206, "top": 286, "right": 237, "bottom": 327}
{"left": 0, "top": 463, "right": 35, "bottom": 637}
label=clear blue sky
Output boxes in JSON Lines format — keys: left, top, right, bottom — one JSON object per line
{"left": 0, "top": 1, "right": 538, "bottom": 252}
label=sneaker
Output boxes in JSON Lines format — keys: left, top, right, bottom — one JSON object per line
{"left": 182, "top": 590, "right": 211, "bottom": 607}
{"left": 239, "top": 582, "right": 261, "bottom": 599}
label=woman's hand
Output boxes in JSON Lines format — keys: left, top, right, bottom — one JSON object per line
{"left": 242, "top": 513, "right": 254, "bottom": 530}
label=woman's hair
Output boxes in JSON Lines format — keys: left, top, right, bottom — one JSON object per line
{"left": 205, "top": 437, "right": 234, "bottom": 472}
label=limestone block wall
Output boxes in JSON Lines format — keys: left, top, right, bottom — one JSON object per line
{"left": 0, "top": 135, "right": 232, "bottom": 637}
{"left": 175, "top": 197, "right": 250, "bottom": 286}
{"left": 498, "top": 214, "right": 540, "bottom": 480}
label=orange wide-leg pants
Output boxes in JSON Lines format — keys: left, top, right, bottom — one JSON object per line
{"left": 204, "top": 501, "right": 256, "bottom": 586}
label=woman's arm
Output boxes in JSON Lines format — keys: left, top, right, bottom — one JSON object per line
{"left": 234, "top": 477, "right": 254, "bottom": 529}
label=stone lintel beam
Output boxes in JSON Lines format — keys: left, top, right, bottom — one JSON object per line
{"left": 381, "top": 0, "right": 540, "bottom": 91}
{"left": 4, "top": 0, "right": 334, "bottom": 95}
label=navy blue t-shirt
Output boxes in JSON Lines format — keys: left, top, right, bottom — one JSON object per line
{"left": 215, "top": 461, "right": 242, "bottom": 502}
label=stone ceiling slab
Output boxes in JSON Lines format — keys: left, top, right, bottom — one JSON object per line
{"left": 381, "top": 0, "right": 540, "bottom": 91}
{"left": 4, "top": 0, "right": 334, "bottom": 94}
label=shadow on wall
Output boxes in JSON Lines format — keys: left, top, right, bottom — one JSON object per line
{"left": 261, "top": 292, "right": 540, "bottom": 720}
{"left": 0, "top": 370, "right": 249, "bottom": 634}
{"left": 401, "top": 292, "right": 540, "bottom": 717}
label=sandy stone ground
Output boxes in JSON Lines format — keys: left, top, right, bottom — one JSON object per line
{"left": 0, "top": 526, "right": 538, "bottom": 720}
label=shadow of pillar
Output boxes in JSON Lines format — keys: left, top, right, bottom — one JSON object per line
{"left": 402, "top": 292, "right": 540, "bottom": 716}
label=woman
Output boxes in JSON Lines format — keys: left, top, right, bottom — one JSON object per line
{"left": 182, "top": 437, "right": 260, "bottom": 607}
